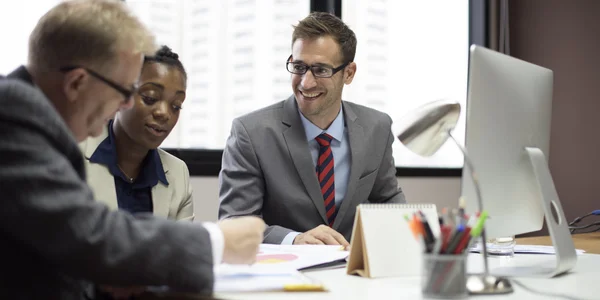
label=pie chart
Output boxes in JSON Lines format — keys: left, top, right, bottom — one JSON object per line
{"left": 256, "top": 253, "right": 298, "bottom": 264}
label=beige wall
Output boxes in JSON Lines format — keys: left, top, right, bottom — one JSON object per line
{"left": 190, "top": 177, "right": 461, "bottom": 222}
{"left": 509, "top": 0, "right": 600, "bottom": 231}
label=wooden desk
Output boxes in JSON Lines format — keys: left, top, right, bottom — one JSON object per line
{"left": 516, "top": 232, "right": 600, "bottom": 254}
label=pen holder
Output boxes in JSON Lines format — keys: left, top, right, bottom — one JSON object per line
{"left": 421, "top": 253, "right": 468, "bottom": 299}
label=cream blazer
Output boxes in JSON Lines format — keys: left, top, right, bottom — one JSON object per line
{"left": 79, "top": 128, "right": 194, "bottom": 221}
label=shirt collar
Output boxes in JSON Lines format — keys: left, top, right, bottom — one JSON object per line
{"left": 299, "top": 106, "right": 345, "bottom": 143}
{"left": 89, "top": 120, "right": 168, "bottom": 187}
{"left": 7, "top": 66, "right": 34, "bottom": 85}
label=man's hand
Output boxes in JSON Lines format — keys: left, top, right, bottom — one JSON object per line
{"left": 98, "top": 286, "right": 145, "bottom": 300}
{"left": 218, "top": 216, "right": 265, "bottom": 264}
{"left": 293, "top": 225, "right": 350, "bottom": 248}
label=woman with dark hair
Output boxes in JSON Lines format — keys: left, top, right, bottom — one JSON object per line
{"left": 80, "top": 45, "right": 193, "bottom": 220}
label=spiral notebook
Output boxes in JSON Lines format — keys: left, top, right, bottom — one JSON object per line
{"left": 346, "top": 203, "right": 440, "bottom": 278}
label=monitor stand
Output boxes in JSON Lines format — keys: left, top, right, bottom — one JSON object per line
{"left": 491, "top": 147, "right": 577, "bottom": 278}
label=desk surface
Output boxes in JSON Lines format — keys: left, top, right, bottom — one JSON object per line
{"left": 141, "top": 253, "right": 599, "bottom": 300}
{"left": 211, "top": 252, "right": 599, "bottom": 300}
{"left": 142, "top": 234, "right": 600, "bottom": 299}
{"left": 516, "top": 232, "right": 600, "bottom": 254}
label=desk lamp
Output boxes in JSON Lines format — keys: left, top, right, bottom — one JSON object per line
{"left": 395, "top": 99, "right": 513, "bottom": 295}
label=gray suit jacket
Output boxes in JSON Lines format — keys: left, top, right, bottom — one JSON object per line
{"left": 0, "top": 67, "right": 214, "bottom": 299}
{"left": 219, "top": 96, "right": 406, "bottom": 244}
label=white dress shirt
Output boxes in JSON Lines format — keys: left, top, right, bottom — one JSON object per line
{"left": 202, "top": 222, "right": 224, "bottom": 264}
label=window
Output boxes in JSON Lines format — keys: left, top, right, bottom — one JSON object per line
{"left": 1, "top": 0, "right": 471, "bottom": 175}
{"left": 0, "top": 0, "right": 63, "bottom": 74}
{"left": 342, "top": 0, "right": 469, "bottom": 169}
{"left": 125, "top": 0, "right": 310, "bottom": 149}
{"left": 127, "top": 0, "right": 468, "bottom": 170}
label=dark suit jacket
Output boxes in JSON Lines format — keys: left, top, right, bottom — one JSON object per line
{"left": 219, "top": 96, "right": 406, "bottom": 244}
{"left": 0, "top": 67, "right": 214, "bottom": 299}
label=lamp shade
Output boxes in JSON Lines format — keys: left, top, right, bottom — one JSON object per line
{"left": 395, "top": 100, "right": 461, "bottom": 157}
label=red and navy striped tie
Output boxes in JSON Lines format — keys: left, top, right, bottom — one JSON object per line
{"left": 316, "top": 133, "right": 336, "bottom": 227}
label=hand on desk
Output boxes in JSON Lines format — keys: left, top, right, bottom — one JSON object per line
{"left": 218, "top": 216, "right": 265, "bottom": 264}
{"left": 293, "top": 225, "right": 350, "bottom": 249}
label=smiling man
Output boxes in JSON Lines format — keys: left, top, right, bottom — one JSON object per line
{"left": 219, "top": 12, "right": 406, "bottom": 246}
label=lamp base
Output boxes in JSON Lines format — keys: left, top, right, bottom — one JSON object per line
{"left": 466, "top": 274, "right": 513, "bottom": 295}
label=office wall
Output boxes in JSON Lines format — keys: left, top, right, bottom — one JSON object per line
{"left": 509, "top": 0, "right": 600, "bottom": 229}
{"left": 190, "top": 177, "right": 461, "bottom": 221}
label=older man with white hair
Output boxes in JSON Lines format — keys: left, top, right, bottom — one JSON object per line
{"left": 0, "top": 1, "right": 264, "bottom": 299}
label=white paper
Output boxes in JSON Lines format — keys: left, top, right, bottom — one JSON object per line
{"left": 213, "top": 244, "right": 345, "bottom": 292}
{"left": 214, "top": 264, "right": 316, "bottom": 292}
{"left": 351, "top": 203, "right": 439, "bottom": 278}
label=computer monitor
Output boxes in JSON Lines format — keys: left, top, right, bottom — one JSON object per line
{"left": 462, "top": 45, "right": 552, "bottom": 239}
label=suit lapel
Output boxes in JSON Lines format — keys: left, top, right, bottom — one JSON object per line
{"left": 80, "top": 128, "right": 119, "bottom": 209}
{"left": 151, "top": 183, "right": 173, "bottom": 218}
{"left": 282, "top": 96, "right": 328, "bottom": 224}
{"left": 152, "top": 151, "right": 173, "bottom": 218}
{"left": 333, "top": 103, "right": 366, "bottom": 230}
{"left": 87, "top": 163, "right": 119, "bottom": 210}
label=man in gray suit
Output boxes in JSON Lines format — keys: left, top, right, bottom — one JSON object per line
{"left": 0, "top": 1, "right": 264, "bottom": 299}
{"left": 219, "top": 12, "right": 406, "bottom": 246}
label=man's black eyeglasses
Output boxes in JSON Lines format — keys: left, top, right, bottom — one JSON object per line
{"left": 286, "top": 55, "right": 350, "bottom": 78}
{"left": 59, "top": 66, "right": 137, "bottom": 102}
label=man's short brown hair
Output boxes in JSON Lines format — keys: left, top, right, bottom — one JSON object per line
{"left": 292, "top": 12, "right": 357, "bottom": 64}
{"left": 28, "top": 0, "right": 156, "bottom": 72}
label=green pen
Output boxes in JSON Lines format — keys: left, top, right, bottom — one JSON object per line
{"left": 462, "top": 211, "right": 488, "bottom": 253}
{"left": 470, "top": 210, "right": 488, "bottom": 238}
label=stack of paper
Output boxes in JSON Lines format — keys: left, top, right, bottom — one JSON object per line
{"left": 214, "top": 244, "right": 349, "bottom": 293}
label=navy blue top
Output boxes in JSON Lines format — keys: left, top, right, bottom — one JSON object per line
{"left": 89, "top": 121, "right": 168, "bottom": 214}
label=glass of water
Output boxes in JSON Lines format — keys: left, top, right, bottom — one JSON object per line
{"left": 486, "top": 236, "right": 516, "bottom": 256}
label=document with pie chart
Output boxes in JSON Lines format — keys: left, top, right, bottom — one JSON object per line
{"left": 255, "top": 244, "right": 349, "bottom": 270}
{"left": 214, "top": 244, "right": 348, "bottom": 292}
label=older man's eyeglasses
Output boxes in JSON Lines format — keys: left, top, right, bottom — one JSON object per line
{"left": 285, "top": 55, "right": 350, "bottom": 78}
{"left": 59, "top": 66, "right": 137, "bottom": 103}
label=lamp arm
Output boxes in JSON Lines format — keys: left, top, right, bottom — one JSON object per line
{"left": 447, "top": 130, "right": 490, "bottom": 277}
